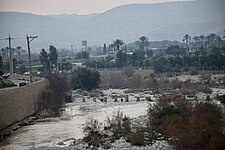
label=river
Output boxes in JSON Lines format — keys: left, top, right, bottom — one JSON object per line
{"left": 0, "top": 94, "right": 150, "bottom": 150}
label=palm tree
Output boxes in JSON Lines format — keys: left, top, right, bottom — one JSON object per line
{"left": 111, "top": 43, "right": 116, "bottom": 53}
{"left": 199, "top": 35, "right": 206, "bottom": 48}
{"left": 192, "top": 36, "right": 200, "bottom": 50}
{"left": 15, "top": 46, "right": 22, "bottom": 62}
{"left": 113, "top": 39, "right": 124, "bottom": 51}
{"left": 214, "top": 35, "right": 222, "bottom": 48}
{"left": 206, "top": 33, "right": 216, "bottom": 49}
{"left": 40, "top": 49, "right": 50, "bottom": 71}
{"left": 137, "top": 36, "right": 150, "bottom": 51}
{"left": 183, "top": 34, "right": 191, "bottom": 51}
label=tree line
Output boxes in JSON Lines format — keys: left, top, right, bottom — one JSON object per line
{"left": 86, "top": 33, "right": 225, "bottom": 73}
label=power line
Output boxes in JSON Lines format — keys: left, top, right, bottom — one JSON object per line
{"left": 0, "top": 37, "right": 25, "bottom": 40}
{"left": 0, "top": 35, "right": 38, "bottom": 78}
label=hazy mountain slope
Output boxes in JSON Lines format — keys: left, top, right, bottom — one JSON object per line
{"left": 0, "top": 0, "right": 224, "bottom": 52}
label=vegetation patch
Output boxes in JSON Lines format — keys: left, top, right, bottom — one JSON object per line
{"left": 0, "top": 79, "right": 16, "bottom": 89}
{"left": 38, "top": 73, "right": 71, "bottom": 115}
{"left": 148, "top": 95, "right": 225, "bottom": 150}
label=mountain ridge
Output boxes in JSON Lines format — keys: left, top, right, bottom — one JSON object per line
{"left": 0, "top": 0, "right": 224, "bottom": 52}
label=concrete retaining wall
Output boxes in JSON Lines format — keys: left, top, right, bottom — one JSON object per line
{"left": 0, "top": 79, "right": 46, "bottom": 131}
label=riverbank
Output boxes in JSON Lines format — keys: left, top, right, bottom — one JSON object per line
{"left": 1, "top": 87, "right": 224, "bottom": 150}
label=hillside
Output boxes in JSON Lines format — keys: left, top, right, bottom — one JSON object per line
{"left": 0, "top": 0, "right": 224, "bottom": 52}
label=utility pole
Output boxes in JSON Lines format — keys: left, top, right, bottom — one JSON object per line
{"left": 71, "top": 45, "right": 73, "bottom": 57}
{"left": 26, "top": 35, "right": 38, "bottom": 84}
{"left": 8, "top": 35, "right": 13, "bottom": 74}
{"left": 2, "top": 35, "right": 14, "bottom": 74}
{"left": 1, "top": 36, "right": 26, "bottom": 74}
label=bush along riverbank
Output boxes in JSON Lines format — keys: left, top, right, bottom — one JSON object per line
{"left": 62, "top": 94, "right": 225, "bottom": 150}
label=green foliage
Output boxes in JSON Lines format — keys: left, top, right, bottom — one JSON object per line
{"left": 77, "top": 51, "right": 89, "bottom": 59}
{"left": 113, "top": 39, "right": 124, "bottom": 51}
{"left": 2, "top": 58, "right": 18, "bottom": 73}
{"left": 17, "top": 64, "right": 27, "bottom": 74}
{"left": 3, "top": 62, "right": 9, "bottom": 73}
{"left": 41, "top": 73, "right": 71, "bottom": 111}
{"left": 48, "top": 45, "right": 58, "bottom": 68}
{"left": 39, "top": 48, "right": 50, "bottom": 71}
{"left": 0, "top": 56, "right": 3, "bottom": 76}
{"left": 152, "top": 51, "right": 225, "bottom": 73}
{"left": 38, "top": 88, "right": 54, "bottom": 110}
{"left": 39, "top": 46, "right": 58, "bottom": 71}
{"left": 84, "top": 117, "right": 102, "bottom": 134}
{"left": 164, "top": 45, "right": 186, "bottom": 56}
{"left": 105, "top": 111, "right": 125, "bottom": 139}
{"left": 0, "top": 80, "right": 15, "bottom": 89}
{"left": 63, "top": 62, "right": 72, "bottom": 71}
{"left": 137, "top": 36, "right": 150, "bottom": 51}
{"left": 71, "top": 68, "right": 100, "bottom": 91}
{"left": 128, "top": 127, "right": 145, "bottom": 146}
{"left": 103, "top": 43, "right": 107, "bottom": 54}
{"left": 148, "top": 95, "right": 225, "bottom": 150}
{"left": 116, "top": 50, "right": 127, "bottom": 67}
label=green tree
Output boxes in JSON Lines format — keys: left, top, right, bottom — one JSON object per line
{"left": 137, "top": 36, "right": 150, "bottom": 51}
{"left": 113, "top": 39, "right": 124, "bottom": 51}
{"left": 183, "top": 34, "right": 191, "bottom": 51}
{"left": 192, "top": 36, "right": 200, "bottom": 50}
{"left": 0, "top": 56, "right": 3, "bottom": 76}
{"left": 77, "top": 51, "right": 89, "bottom": 59}
{"left": 17, "top": 64, "right": 27, "bottom": 74}
{"left": 40, "top": 49, "right": 50, "bottom": 71}
{"left": 206, "top": 33, "right": 216, "bottom": 49}
{"left": 46, "top": 73, "right": 71, "bottom": 110}
{"left": 116, "top": 50, "right": 127, "bottom": 68}
{"left": 103, "top": 43, "right": 107, "bottom": 54}
{"left": 63, "top": 62, "right": 72, "bottom": 71}
{"left": 71, "top": 68, "right": 100, "bottom": 91}
{"left": 199, "top": 35, "right": 206, "bottom": 47}
{"left": 15, "top": 46, "right": 22, "bottom": 63}
{"left": 48, "top": 45, "right": 58, "bottom": 69}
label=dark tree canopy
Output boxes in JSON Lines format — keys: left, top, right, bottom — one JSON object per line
{"left": 40, "top": 49, "right": 50, "bottom": 71}
{"left": 48, "top": 45, "right": 58, "bottom": 68}
{"left": 137, "top": 36, "right": 150, "bottom": 51}
{"left": 71, "top": 68, "right": 100, "bottom": 91}
{"left": 0, "top": 56, "right": 3, "bottom": 76}
{"left": 113, "top": 39, "right": 124, "bottom": 51}
{"left": 77, "top": 51, "right": 89, "bottom": 59}
{"left": 103, "top": 43, "right": 107, "bottom": 54}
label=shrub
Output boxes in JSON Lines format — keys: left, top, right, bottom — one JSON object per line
{"left": 147, "top": 95, "right": 225, "bottom": 150}
{"left": 71, "top": 68, "right": 100, "bottom": 91}
{"left": 0, "top": 56, "right": 3, "bottom": 76}
{"left": 47, "top": 73, "right": 71, "bottom": 110}
{"left": 38, "top": 74, "right": 71, "bottom": 112}
{"left": 83, "top": 118, "right": 105, "bottom": 148}
{"left": 123, "top": 65, "right": 134, "bottom": 77}
{"left": 190, "top": 68, "right": 198, "bottom": 75}
{"left": 38, "top": 88, "right": 54, "bottom": 110}
{"left": 105, "top": 111, "right": 124, "bottom": 139}
{"left": 17, "top": 65, "right": 27, "bottom": 74}
{"left": 128, "top": 127, "right": 145, "bottom": 146}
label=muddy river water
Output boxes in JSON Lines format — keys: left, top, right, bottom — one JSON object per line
{"left": 0, "top": 96, "right": 150, "bottom": 150}
{"left": 1, "top": 88, "right": 224, "bottom": 150}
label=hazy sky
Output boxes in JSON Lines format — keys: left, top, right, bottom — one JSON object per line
{"left": 0, "top": 0, "right": 189, "bottom": 15}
